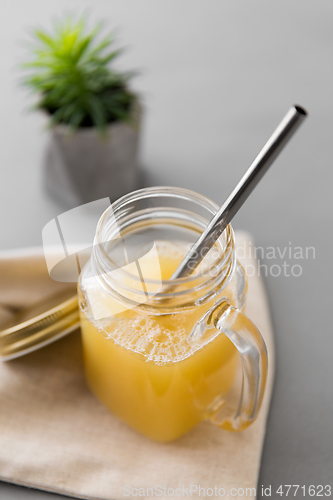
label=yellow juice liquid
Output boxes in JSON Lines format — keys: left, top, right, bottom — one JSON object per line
{"left": 80, "top": 242, "right": 239, "bottom": 442}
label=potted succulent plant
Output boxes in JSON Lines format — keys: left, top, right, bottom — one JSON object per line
{"left": 22, "top": 17, "right": 141, "bottom": 205}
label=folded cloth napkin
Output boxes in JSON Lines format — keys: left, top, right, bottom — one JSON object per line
{"left": 0, "top": 232, "right": 275, "bottom": 500}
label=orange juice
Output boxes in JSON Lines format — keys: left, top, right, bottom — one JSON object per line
{"left": 80, "top": 242, "right": 239, "bottom": 442}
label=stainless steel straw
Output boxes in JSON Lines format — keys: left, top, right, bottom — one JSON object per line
{"left": 170, "top": 105, "right": 308, "bottom": 280}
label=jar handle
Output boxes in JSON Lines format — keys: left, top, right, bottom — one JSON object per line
{"left": 190, "top": 298, "right": 268, "bottom": 431}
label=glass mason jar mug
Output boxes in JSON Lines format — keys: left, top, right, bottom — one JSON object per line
{"left": 78, "top": 187, "right": 267, "bottom": 442}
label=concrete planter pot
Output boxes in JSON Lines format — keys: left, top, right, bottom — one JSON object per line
{"left": 44, "top": 104, "right": 141, "bottom": 206}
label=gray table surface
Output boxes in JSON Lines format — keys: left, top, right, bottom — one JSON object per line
{"left": 1, "top": 1, "right": 332, "bottom": 498}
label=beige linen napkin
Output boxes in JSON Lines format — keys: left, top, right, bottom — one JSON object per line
{"left": 0, "top": 232, "right": 275, "bottom": 500}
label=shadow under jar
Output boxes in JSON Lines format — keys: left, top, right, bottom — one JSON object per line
{"left": 78, "top": 187, "right": 267, "bottom": 442}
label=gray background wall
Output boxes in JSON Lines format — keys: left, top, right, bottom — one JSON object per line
{"left": 0, "top": 1, "right": 332, "bottom": 498}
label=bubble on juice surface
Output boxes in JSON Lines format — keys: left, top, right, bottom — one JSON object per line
{"left": 107, "top": 316, "right": 194, "bottom": 365}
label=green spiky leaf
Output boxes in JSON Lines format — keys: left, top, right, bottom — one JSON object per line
{"left": 21, "top": 17, "right": 137, "bottom": 133}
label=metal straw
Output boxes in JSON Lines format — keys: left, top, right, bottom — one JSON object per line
{"left": 170, "top": 105, "right": 308, "bottom": 280}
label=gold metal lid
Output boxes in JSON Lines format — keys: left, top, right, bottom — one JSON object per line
{"left": 0, "top": 289, "right": 80, "bottom": 361}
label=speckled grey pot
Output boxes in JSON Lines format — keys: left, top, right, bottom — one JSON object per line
{"left": 44, "top": 104, "right": 141, "bottom": 206}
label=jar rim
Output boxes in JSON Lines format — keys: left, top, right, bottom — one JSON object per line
{"left": 90, "top": 186, "right": 235, "bottom": 307}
